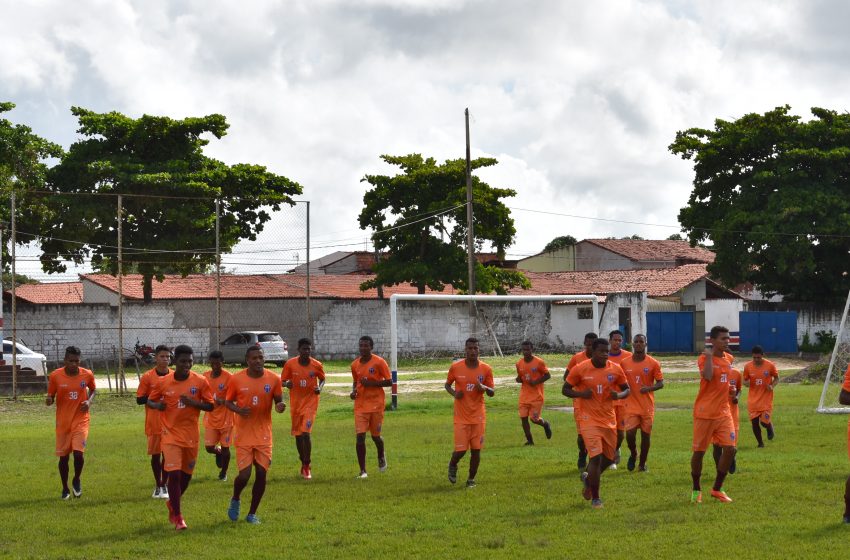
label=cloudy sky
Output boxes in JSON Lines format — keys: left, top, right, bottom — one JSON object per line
{"left": 3, "top": 0, "right": 850, "bottom": 279}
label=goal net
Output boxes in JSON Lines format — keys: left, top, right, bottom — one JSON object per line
{"left": 817, "top": 289, "right": 850, "bottom": 413}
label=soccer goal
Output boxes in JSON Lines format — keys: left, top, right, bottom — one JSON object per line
{"left": 817, "top": 288, "right": 850, "bottom": 413}
{"left": 387, "top": 293, "right": 599, "bottom": 409}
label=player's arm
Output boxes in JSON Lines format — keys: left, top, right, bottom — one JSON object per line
{"left": 641, "top": 379, "right": 664, "bottom": 394}
{"left": 533, "top": 372, "right": 551, "bottom": 385}
{"left": 45, "top": 376, "right": 56, "bottom": 406}
{"left": 146, "top": 398, "right": 166, "bottom": 411}
{"left": 769, "top": 367, "right": 780, "bottom": 390}
{"left": 475, "top": 381, "right": 495, "bottom": 397}
{"left": 700, "top": 349, "right": 714, "bottom": 381}
{"left": 179, "top": 394, "right": 214, "bottom": 412}
{"left": 562, "top": 382, "right": 592, "bottom": 399}
{"left": 445, "top": 381, "right": 463, "bottom": 399}
{"left": 314, "top": 378, "right": 325, "bottom": 394}
{"left": 610, "top": 382, "right": 630, "bottom": 401}
{"left": 225, "top": 399, "right": 250, "bottom": 417}
{"left": 80, "top": 386, "right": 97, "bottom": 412}
{"left": 273, "top": 393, "right": 286, "bottom": 413}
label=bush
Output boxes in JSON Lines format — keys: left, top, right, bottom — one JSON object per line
{"left": 799, "top": 330, "right": 836, "bottom": 354}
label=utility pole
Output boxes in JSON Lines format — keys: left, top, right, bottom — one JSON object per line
{"left": 465, "top": 108, "right": 477, "bottom": 332}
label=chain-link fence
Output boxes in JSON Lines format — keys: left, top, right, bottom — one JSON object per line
{"left": 1, "top": 192, "right": 310, "bottom": 398}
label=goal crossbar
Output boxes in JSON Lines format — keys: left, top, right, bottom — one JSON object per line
{"left": 388, "top": 293, "right": 599, "bottom": 409}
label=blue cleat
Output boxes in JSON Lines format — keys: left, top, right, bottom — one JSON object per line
{"left": 245, "top": 513, "right": 261, "bottom": 524}
{"left": 227, "top": 498, "right": 240, "bottom": 521}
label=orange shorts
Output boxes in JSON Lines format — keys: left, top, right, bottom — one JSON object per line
{"left": 454, "top": 423, "right": 485, "bottom": 451}
{"left": 519, "top": 400, "right": 544, "bottom": 420}
{"left": 236, "top": 444, "right": 272, "bottom": 471}
{"left": 355, "top": 411, "right": 384, "bottom": 436}
{"left": 162, "top": 443, "right": 199, "bottom": 474}
{"left": 147, "top": 433, "right": 162, "bottom": 455}
{"left": 204, "top": 426, "right": 233, "bottom": 448}
{"left": 748, "top": 409, "right": 773, "bottom": 423}
{"left": 692, "top": 415, "right": 737, "bottom": 452}
{"left": 581, "top": 425, "right": 617, "bottom": 460}
{"left": 623, "top": 413, "right": 654, "bottom": 434}
{"left": 291, "top": 409, "right": 317, "bottom": 436}
{"left": 615, "top": 404, "right": 627, "bottom": 431}
{"left": 56, "top": 429, "right": 88, "bottom": 456}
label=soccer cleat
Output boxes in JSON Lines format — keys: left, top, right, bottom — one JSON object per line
{"left": 757, "top": 442, "right": 765, "bottom": 448}
{"left": 448, "top": 462, "right": 458, "bottom": 484}
{"left": 159, "top": 486, "right": 169, "bottom": 499}
{"left": 691, "top": 490, "right": 702, "bottom": 504}
{"left": 72, "top": 479, "right": 82, "bottom": 498}
{"left": 627, "top": 454, "right": 636, "bottom": 472}
{"left": 591, "top": 498, "right": 604, "bottom": 509}
{"left": 174, "top": 515, "right": 187, "bottom": 531}
{"left": 166, "top": 500, "right": 177, "bottom": 525}
{"left": 710, "top": 489, "right": 733, "bottom": 503}
{"left": 524, "top": 441, "right": 535, "bottom": 446}
{"left": 729, "top": 458, "right": 737, "bottom": 474}
{"left": 357, "top": 471, "right": 369, "bottom": 479}
{"left": 62, "top": 489, "right": 71, "bottom": 500}
{"left": 378, "top": 455, "right": 388, "bottom": 473}
{"left": 638, "top": 464, "right": 648, "bottom": 472}
{"left": 465, "top": 479, "right": 476, "bottom": 488}
{"left": 607, "top": 463, "right": 617, "bottom": 471}
{"left": 245, "top": 514, "right": 261, "bottom": 525}
{"left": 218, "top": 471, "right": 228, "bottom": 482}
{"left": 581, "top": 472, "right": 592, "bottom": 501}
{"left": 152, "top": 486, "right": 161, "bottom": 499}
{"left": 544, "top": 421, "right": 552, "bottom": 440}
{"left": 766, "top": 424, "right": 775, "bottom": 440}
{"left": 304, "top": 465, "right": 312, "bottom": 480}
{"left": 577, "top": 452, "right": 587, "bottom": 471}
{"left": 227, "top": 498, "right": 241, "bottom": 522}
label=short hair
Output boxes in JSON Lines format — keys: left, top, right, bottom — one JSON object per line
{"left": 751, "top": 345, "right": 764, "bottom": 355}
{"left": 155, "top": 345, "right": 171, "bottom": 354}
{"left": 173, "top": 345, "right": 193, "bottom": 359}
{"left": 633, "top": 334, "right": 646, "bottom": 342}
{"left": 584, "top": 332, "right": 599, "bottom": 342}
{"left": 709, "top": 326, "right": 729, "bottom": 339}
{"left": 297, "top": 338, "right": 312, "bottom": 349}
{"left": 592, "top": 338, "right": 610, "bottom": 351}
{"left": 609, "top": 330, "right": 624, "bottom": 339}
{"left": 64, "top": 346, "right": 81, "bottom": 357}
{"left": 465, "top": 337, "right": 479, "bottom": 346}
{"left": 208, "top": 350, "right": 223, "bottom": 360}
{"left": 245, "top": 344, "right": 263, "bottom": 357}
{"left": 359, "top": 335, "right": 374, "bottom": 348}
{"left": 521, "top": 340, "right": 533, "bottom": 348}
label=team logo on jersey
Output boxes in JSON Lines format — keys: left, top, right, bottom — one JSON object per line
{"left": 478, "top": 375, "right": 484, "bottom": 383}
{"left": 309, "top": 371, "right": 315, "bottom": 378}
{"left": 763, "top": 371, "right": 769, "bottom": 377}
{"left": 643, "top": 368, "right": 649, "bottom": 374}
{"left": 730, "top": 431, "right": 736, "bottom": 441}
{"left": 264, "top": 384, "right": 271, "bottom": 393}
{"left": 369, "top": 367, "right": 375, "bottom": 374}
{"left": 607, "top": 374, "right": 614, "bottom": 382}
{"left": 531, "top": 368, "right": 537, "bottom": 373}
{"left": 190, "top": 386, "right": 197, "bottom": 395}
{"left": 218, "top": 383, "right": 225, "bottom": 391}
{"left": 306, "top": 419, "right": 313, "bottom": 429}
{"left": 80, "top": 381, "right": 87, "bottom": 388}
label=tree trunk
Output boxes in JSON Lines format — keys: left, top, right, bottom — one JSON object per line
{"left": 143, "top": 274, "right": 153, "bottom": 304}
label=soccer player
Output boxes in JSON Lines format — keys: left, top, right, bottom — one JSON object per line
{"left": 565, "top": 333, "right": 597, "bottom": 470}
{"left": 147, "top": 345, "right": 213, "bottom": 531}
{"left": 203, "top": 350, "right": 234, "bottom": 481}
{"left": 690, "top": 326, "right": 737, "bottom": 504}
{"left": 350, "top": 335, "right": 392, "bottom": 478}
{"left": 136, "top": 344, "right": 173, "bottom": 499}
{"left": 515, "top": 340, "right": 552, "bottom": 446}
{"left": 743, "top": 345, "right": 779, "bottom": 447}
{"left": 563, "top": 338, "right": 629, "bottom": 509}
{"left": 621, "top": 334, "right": 664, "bottom": 472}
{"left": 445, "top": 337, "right": 495, "bottom": 488}
{"left": 46, "top": 346, "right": 96, "bottom": 500}
{"left": 838, "top": 365, "right": 850, "bottom": 522}
{"left": 607, "top": 330, "right": 632, "bottom": 467}
{"left": 225, "top": 345, "right": 286, "bottom": 524}
{"left": 282, "top": 338, "right": 326, "bottom": 480}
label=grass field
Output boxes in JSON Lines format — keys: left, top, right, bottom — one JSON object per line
{"left": 1, "top": 357, "right": 849, "bottom": 559}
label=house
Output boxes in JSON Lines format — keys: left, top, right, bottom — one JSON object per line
{"left": 288, "top": 251, "right": 517, "bottom": 275}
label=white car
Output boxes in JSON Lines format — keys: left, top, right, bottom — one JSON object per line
{"left": 2, "top": 339, "right": 48, "bottom": 376}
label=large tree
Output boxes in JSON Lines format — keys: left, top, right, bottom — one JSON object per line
{"left": 542, "top": 235, "right": 577, "bottom": 253}
{"left": 359, "top": 154, "right": 529, "bottom": 294}
{"left": 671, "top": 105, "right": 850, "bottom": 303}
{"left": 33, "top": 107, "right": 302, "bottom": 301}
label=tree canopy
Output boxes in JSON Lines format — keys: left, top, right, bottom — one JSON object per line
{"left": 670, "top": 105, "right": 850, "bottom": 303}
{"left": 542, "top": 235, "right": 577, "bottom": 253}
{"left": 28, "top": 107, "right": 302, "bottom": 301}
{"left": 359, "top": 154, "right": 529, "bottom": 294}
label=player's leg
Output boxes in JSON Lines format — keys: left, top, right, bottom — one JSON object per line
{"left": 625, "top": 428, "right": 638, "bottom": 471}
{"left": 845, "top": 475, "right": 850, "bottom": 523}
{"left": 751, "top": 417, "right": 765, "bottom": 447}
{"left": 760, "top": 412, "right": 775, "bottom": 440}
{"left": 58, "top": 454, "right": 70, "bottom": 497}
{"left": 691, "top": 418, "right": 711, "bottom": 501}
{"left": 371, "top": 415, "right": 386, "bottom": 472}
{"left": 638, "top": 430, "right": 651, "bottom": 470}
{"left": 468, "top": 449, "right": 481, "bottom": 484}
{"left": 356, "top": 432, "right": 367, "bottom": 475}
{"left": 219, "top": 445, "right": 231, "bottom": 480}
{"left": 711, "top": 443, "right": 722, "bottom": 469}
{"left": 709, "top": 417, "right": 736, "bottom": 502}
{"left": 529, "top": 405, "right": 552, "bottom": 440}
{"left": 302, "top": 433, "right": 312, "bottom": 468}
{"left": 248, "top": 463, "right": 267, "bottom": 517}
{"left": 449, "top": 424, "right": 468, "bottom": 484}
{"left": 71, "top": 450, "right": 84, "bottom": 492}
{"left": 521, "top": 416, "right": 534, "bottom": 445}
{"left": 712, "top": 446, "right": 735, "bottom": 493}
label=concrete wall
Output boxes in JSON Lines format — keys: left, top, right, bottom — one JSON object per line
{"left": 517, "top": 247, "right": 576, "bottom": 272}
{"left": 575, "top": 244, "right": 636, "bottom": 271}
{"left": 599, "top": 292, "right": 648, "bottom": 340}
{"left": 550, "top": 304, "right": 595, "bottom": 350}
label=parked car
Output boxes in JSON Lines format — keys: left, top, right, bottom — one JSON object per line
{"left": 2, "top": 339, "right": 48, "bottom": 376}
{"left": 220, "top": 331, "right": 289, "bottom": 365}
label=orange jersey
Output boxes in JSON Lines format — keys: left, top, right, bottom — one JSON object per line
{"left": 282, "top": 357, "right": 325, "bottom": 414}
{"left": 447, "top": 360, "right": 494, "bottom": 425}
{"left": 621, "top": 355, "right": 663, "bottom": 416}
{"left": 351, "top": 354, "right": 391, "bottom": 413}
{"left": 226, "top": 369, "right": 283, "bottom": 447}
{"left": 516, "top": 356, "right": 549, "bottom": 404}
{"left": 694, "top": 354, "right": 734, "bottom": 420}
{"left": 149, "top": 372, "right": 214, "bottom": 448}
{"left": 48, "top": 367, "right": 96, "bottom": 433}
{"left": 137, "top": 368, "right": 172, "bottom": 436}
{"left": 608, "top": 350, "right": 632, "bottom": 408}
{"left": 203, "top": 369, "right": 235, "bottom": 430}
{"left": 565, "top": 360, "right": 627, "bottom": 430}
{"left": 566, "top": 351, "right": 592, "bottom": 414}
{"left": 743, "top": 359, "right": 779, "bottom": 413}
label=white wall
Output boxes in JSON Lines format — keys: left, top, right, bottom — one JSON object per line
{"left": 551, "top": 304, "right": 595, "bottom": 350}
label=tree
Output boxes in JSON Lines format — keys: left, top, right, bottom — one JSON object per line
{"left": 542, "top": 235, "right": 577, "bottom": 253}
{"left": 358, "top": 154, "right": 529, "bottom": 294}
{"left": 0, "top": 102, "right": 63, "bottom": 275}
{"left": 670, "top": 105, "right": 850, "bottom": 303}
{"left": 621, "top": 234, "right": 644, "bottom": 240}
{"left": 34, "top": 107, "right": 302, "bottom": 302}
{"left": 666, "top": 233, "right": 684, "bottom": 241}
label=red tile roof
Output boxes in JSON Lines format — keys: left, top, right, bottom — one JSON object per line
{"left": 7, "top": 282, "right": 84, "bottom": 304}
{"left": 582, "top": 239, "right": 715, "bottom": 264}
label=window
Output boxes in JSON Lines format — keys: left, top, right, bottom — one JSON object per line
{"left": 577, "top": 307, "right": 593, "bottom": 320}
{"left": 222, "top": 334, "right": 245, "bottom": 345}
{"left": 258, "top": 333, "right": 283, "bottom": 342}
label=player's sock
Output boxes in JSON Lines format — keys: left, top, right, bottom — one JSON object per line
{"left": 543, "top": 420, "right": 552, "bottom": 440}
{"left": 691, "top": 472, "right": 701, "bottom": 492}
{"left": 762, "top": 422, "right": 775, "bottom": 440}
{"left": 72, "top": 451, "right": 84, "bottom": 482}
{"left": 639, "top": 432, "right": 651, "bottom": 468}
{"left": 751, "top": 418, "right": 764, "bottom": 446}
{"left": 166, "top": 473, "right": 182, "bottom": 516}
{"left": 712, "top": 470, "right": 728, "bottom": 492}
{"left": 220, "top": 447, "right": 231, "bottom": 475}
{"left": 249, "top": 467, "right": 267, "bottom": 516}
{"left": 372, "top": 436, "right": 386, "bottom": 471}
{"left": 356, "top": 439, "right": 367, "bottom": 473}
{"left": 521, "top": 419, "right": 533, "bottom": 444}
{"left": 468, "top": 450, "right": 481, "bottom": 481}
{"left": 844, "top": 476, "right": 850, "bottom": 520}
{"left": 590, "top": 483, "right": 600, "bottom": 500}
{"left": 151, "top": 454, "right": 164, "bottom": 487}
{"left": 58, "top": 455, "right": 70, "bottom": 492}
{"left": 180, "top": 472, "right": 192, "bottom": 494}
{"left": 302, "top": 434, "right": 312, "bottom": 467}
{"left": 295, "top": 436, "right": 305, "bottom": 465}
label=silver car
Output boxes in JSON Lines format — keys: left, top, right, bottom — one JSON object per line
{"left": 2, "top": 339, "right": 48, "bottom": 376}
{"left": 220, "top": 331, "right": 289, "bottom": 366}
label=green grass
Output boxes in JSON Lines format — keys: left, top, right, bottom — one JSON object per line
{"left": 2, "top": 376, "right": 850, "bottom": 559}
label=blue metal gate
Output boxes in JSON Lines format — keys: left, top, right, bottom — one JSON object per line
{"left": 646, "top": 312, "right": 694, "bottom": 352}
{"left": 738, "top": 311, "right": 798, "bottom": 353}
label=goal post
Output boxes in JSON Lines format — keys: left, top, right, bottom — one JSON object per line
{"left": 388, "top": 293, "right": 599, "bottom": 409}
{"left": 817, "top": 287, "right": 850, "bottom": 413}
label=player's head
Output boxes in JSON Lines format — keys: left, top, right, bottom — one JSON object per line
{"left": 64, "top": 346, "right": 81, "bottom": 373}
{"left": 591, "top": 338, "right": 609, "bottom": 364}
{"left": 608, "top": 330, "right": 624, "bottom": 351}
{"left": 633, "top": 334, "right": 647, "bottom": 354}
{"left": 154, "top": 345, "right": 172, "bottom": 369}
{"left": 583, "top": 332, "right": 598, "bottom": 351}
{"left": 359, "top": 335, "right": 374, "bottom": 357}
{"left": 464, "top": 337, "right": 480, "bottom": 361}
{"left": 751, "top": 344, "right": 764, "bottom": 363}
{"left": 709, "top": 326, "right": 730, "bottom": 351}
{"left": 246, "top": 345, "right": 265, "bottom": 372}
{"left": 208, "top": 350, "right": 223, "bottom": 371}
{"left": 521, "top": 340, "right": 533, "bottom": 359}
{"left": 297, "top": 338, "right": 312, "bottom": 360}
{"left": 173, "top": 345, "right": 194, "bottom": 374}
